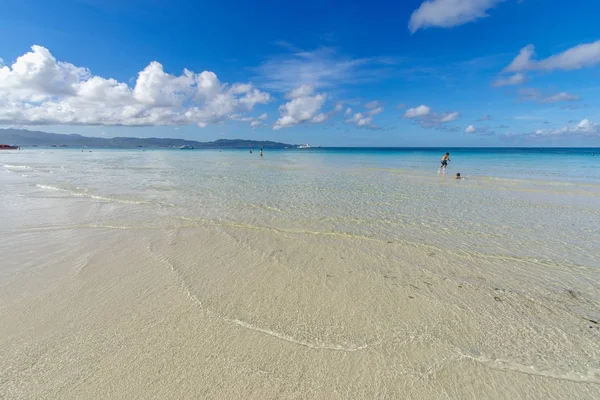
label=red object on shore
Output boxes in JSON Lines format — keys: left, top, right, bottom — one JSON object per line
{"left": 0, "top": 144, "right": 19, "bottom": 149}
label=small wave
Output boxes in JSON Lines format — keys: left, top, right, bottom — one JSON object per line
{"left": 230, "top": 319, "right": 369, "bottom": 352}
{"left": 36, "top": 184, "right": 146, "bottom": 205}
{"left": 145, "top": 241, "right": 369, "bottom": 352}
{"left": 460, "top": 350, "right": 600, "bottom": 384}
{"left": 4, "top": 164, "right": 33, "bottom": 170}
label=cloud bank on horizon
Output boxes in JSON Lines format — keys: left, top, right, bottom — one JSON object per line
{"left": 0, "top": 0, "right": 599, "bottom": 144}
{"left": 0, "top": 45, "right": 270, "bottom": 128}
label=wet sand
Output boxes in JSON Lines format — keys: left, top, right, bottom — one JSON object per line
{"left": 1, "top": 220, "right": 599, "bottom": 399}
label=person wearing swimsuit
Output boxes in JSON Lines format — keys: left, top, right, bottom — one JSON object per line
{"left": 440, "top": 152, "right": 450, "bottom": 172}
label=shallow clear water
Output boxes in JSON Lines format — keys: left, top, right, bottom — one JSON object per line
{"left": 1, "top": 147, "right": 600, "bottom": 398}
{"left": 4, "top": 147, "right": 599, "bottom": 267}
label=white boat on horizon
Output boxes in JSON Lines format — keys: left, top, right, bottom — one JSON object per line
{"left": 297, "top": 144, "right": 311, "bottom": 149}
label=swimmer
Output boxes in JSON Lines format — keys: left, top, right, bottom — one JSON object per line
{"left": 455, "top": 172, "right": 464, "bottom": 180}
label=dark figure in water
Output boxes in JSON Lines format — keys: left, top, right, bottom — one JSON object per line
{"left": 439, "top": 152, "right": 450, "bottom": 173}
{"left": 260, "top": 148, "right": 263, "bottom": 158}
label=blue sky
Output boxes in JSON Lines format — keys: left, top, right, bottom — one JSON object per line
{"left": 1, "top": 0, "right": 600, "bottom": 146}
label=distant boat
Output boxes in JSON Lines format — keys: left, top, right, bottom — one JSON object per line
{"left": 179, "top": 145, "right": 194, "bottom": 149}
{"left": 0, "top": 144, "right": 19, "bottom": 150}
{"left": 297, "top": 144, "right": 311, "bottom": 149}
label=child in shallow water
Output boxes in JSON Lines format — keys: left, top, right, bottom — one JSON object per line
{"left": 455, "top": 173, "right": 464, "bottom": 180}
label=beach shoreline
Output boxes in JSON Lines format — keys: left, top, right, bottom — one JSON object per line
{"left": 1, "top": 149, "right": 599, "bottom": 399}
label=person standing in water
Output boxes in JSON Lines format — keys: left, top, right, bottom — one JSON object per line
{"left": 260, "top": 148, "right": 263, "bottom": 158}
{"left": 439, "top": 152, "right": 450, "bottom": 173}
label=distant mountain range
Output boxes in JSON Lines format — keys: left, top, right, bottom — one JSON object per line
{"left": 0, "top": 129, "right": 295, "bottom": 149}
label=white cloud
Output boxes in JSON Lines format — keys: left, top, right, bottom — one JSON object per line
{"left": 367, "top": 107, "right": 384, "bottom": 116}
{"left": 311, "top": 113, "right": 328, "bottom": 123}
{"left": 505, "top": 41, "right": 600, "bottom": 72}
{"left": 245, "top": 112, "right": 270, "bottom": 128}
{"left": 440, "top": 111, "right": 460, "bottom": 122}
{"left": 0, "top": 45, "right": 270, "bottom": 127}
{"left": 403, "top": 104, "right": 431, "bottom": 118}
{"left": 403, "top": 104, "right": 460, "bottom": 128}
{"left": 504, "top": 45, "right": 535, "bottom": 72}
{"left": 287, "top": 84, "right": 314, "bottom": 99}
{"left": 345, "top": 112, "right": 373, "bottom": 127}
{"left": 465, "top": 124, "right": 495, "bottom": 135}
{"left": 273, "top": 86, "right": 327, "bottom": 129}
{"left": 495, "top": 41, "right": 600, "bottom": 87}
{"left": 409, "top": 0, "right": 505, "bottom": 33}
{"left": 344, "top": 102, "right": 384, "bottom": 128}
{"left": 539, "top": 92, "right": 579, "bottom": 103}
{"left": 309, "top": 102, "right": 344, "bottom": 124}
{"left": 517, "top": 88, "right": 580, "bottom": 104}
{"left": 529, "top": 119, "right": 599, "bottom": 137}
{"left": 575, "top": 119, "right": 597, "bottom": 133}
{"left": 492, "top": 72, "right": 526, "bottom": 87}
{"left": 230, "top": 114, "right": 254, "bottom": 122}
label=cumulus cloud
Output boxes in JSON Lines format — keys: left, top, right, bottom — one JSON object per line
{"left": 286, "top": 84, "right": 314, "bottom": 99}
{"left": 530, "top": 119, "right": 599, "bottom": 137}
{"left": 274, "top": 90, "right": 327, "bottom": 129}
{"left": 273, "top": 86, "right": 345, "bottom": 129}
{"left": 409, "top": 0, "right": 505, "bottom": 33}
{"left": 403, "top": 104, "right": 460, "bottom": 128}
{"left": 505, "top": 41, "right": 600, "bottom": 72}
{"left": 492, "top": 72, "right": 526, "bottom": 87}
{"left": 0, "top": 45, "right": 270, "bottom": 127}
{"left": 465, "top": 125, "right": 476, "bottom": 134}
{"left": 517, "top": 88, "right": 580, "bottom": 104}
{"left": 258, "top": 113, "right": 268, "bottom": 120}
{"left": 403, "top": 105, "right": 431, "bottom": 118}
{"left": 345, "top": 112, "right": 373, "bottom": 127}
{"left": 344, "top": 101, "right": 384, "bottom": 128}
